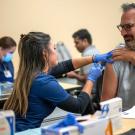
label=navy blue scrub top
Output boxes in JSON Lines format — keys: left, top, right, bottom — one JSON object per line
{"left": 16, "top": 73, "right": 69, "bottom": 132}
{"left": 0, "top": 61, "right": 14, "bottom": 82}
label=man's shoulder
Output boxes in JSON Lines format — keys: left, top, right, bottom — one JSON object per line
{"left": 113, "top": 61, "right": 130, "bottom": 66}
{"left": 112, "top": 61, "right": 134, "bottom": 74}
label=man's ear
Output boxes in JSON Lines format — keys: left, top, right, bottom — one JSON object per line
{"left": 84, "top": 38, "right": 88, "bottom": 44}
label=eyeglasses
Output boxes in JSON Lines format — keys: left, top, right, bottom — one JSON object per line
{"left": 117, "top": 23, "right": 135, "bottom": 32}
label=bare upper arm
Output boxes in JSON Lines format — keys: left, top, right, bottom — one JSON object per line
{"left": 101, "top": 64, "right": 118, "bottom": 101}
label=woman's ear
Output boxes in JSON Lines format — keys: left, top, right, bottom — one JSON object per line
{"left": 42, "top": 49, "right": 50, "bottom": 72}
{"left": 42, "top": 49, "right": 45, "bottom": 56}
{"left": 43, "top": 49, "right": 46, "bottom": 56}
{"left": 42, "top": 49, "right": 49, "bottom": 59}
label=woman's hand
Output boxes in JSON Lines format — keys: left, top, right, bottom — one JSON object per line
{"left": 93, "top": 51, "right": 113, "bottom": 63}
{"left": 87, "top": 63, "right": 104, "bottom": 83}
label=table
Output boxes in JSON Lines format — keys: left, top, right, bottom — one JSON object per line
{"left": 0, "top": 82, "right": 82, "bottom": 100}
{"left": 15, "top": 118, "right": 135, "bottom": 135}
{"left": 0, "top": 82, "right": 82, "bottom": 108}
{"left": 59, "top": 82, "right": 82, "bottom": 91}
{"left": 114, "top": 118, "right": 135, "bottom": 135}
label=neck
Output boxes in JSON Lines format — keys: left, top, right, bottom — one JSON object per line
{"left": 43, "top": 66, "right": 49, "bottom": 73}
{"left": 84, "top": 44, "right": 90, "bottom": 50}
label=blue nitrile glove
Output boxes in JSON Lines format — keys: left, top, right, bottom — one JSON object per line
{"left": 48, "top": 113, "right": 84, "bottom": 134}
{"left": 93, "top": 51, "right": 113, "bottom": 63}
{"left": 87, "top": 63, "right": 104, "bottom": 83}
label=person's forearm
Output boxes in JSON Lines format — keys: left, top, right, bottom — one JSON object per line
{"left": 58, "top": 92, "right": 96, "bottom": 115}
{"left": 82, "top": 80, "right": 94, "bottom": 96}
{"left": 72, "top": 56, "right": 93, "bottom": 69}
{"left": 73, "top": 73, "right": 87, "bottom": 82}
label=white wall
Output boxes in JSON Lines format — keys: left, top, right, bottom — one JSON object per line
{"left": 0, "top": 0, "right": 134, "bottom": 73}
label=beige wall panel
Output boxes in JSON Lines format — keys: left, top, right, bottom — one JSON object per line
{"left": 0, "top": 0, "right": 134, "bottom": 73}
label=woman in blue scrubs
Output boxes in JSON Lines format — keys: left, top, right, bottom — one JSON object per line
{"left": 4, "top": 32, "right": 112, "bottom": 132}
{"left": 0, "top": 36, "right": 16, "bottom": 82}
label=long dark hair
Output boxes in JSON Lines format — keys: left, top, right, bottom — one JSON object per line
{"left": 4, "top": 32, "right": 51, "bottom": 116}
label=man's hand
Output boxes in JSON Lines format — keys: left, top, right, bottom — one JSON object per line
{"left": 66, "top": 71, "right": 87, "bottom": 82}
{"left": 112, "top": 48, "right": 135, "bottom": 65}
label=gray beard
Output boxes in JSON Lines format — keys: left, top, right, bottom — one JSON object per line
{"left": 126, "top": 40, "right": 135, "bottom": 51}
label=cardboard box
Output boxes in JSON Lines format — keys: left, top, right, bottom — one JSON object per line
{"left": 0, "top": 110, "right": 15, "bottom": 135}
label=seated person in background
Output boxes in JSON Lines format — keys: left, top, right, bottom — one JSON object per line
{"left": 4, "top": 32, "right": 112, "bottom": 132}
{"left": 101, "top": 3, "right": 135, "bottom": 110}
{"left": 0, "top": 36, "right": 16, "bottom": 83}
{"left": 67, "top": 29, "right": 100, "bottom": 83}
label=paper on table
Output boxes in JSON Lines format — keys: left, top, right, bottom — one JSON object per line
{"left": 15, "top": 128, "right": 41, "bottom": 135}
{"left": 122, "top": 106, "right": 135, "bottom": 119}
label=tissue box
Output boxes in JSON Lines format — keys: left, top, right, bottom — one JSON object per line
{"left": 0, "top": 110, "right": 15, "bottom": 135}
{"left": 41, "top": 117, "right": 113, "bottom": 135}
{"left": 100, "top": 97, "right": 122, "bottom": 116}
{"left": 100, "top": 97, "right": 122, "bottom": 132}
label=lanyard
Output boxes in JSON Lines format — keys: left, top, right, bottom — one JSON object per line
{"left": 1, "top": 63, "right": 12, "bottom": 78}
{"left": 2, "top": 63, "right": 8, "bottom": 71}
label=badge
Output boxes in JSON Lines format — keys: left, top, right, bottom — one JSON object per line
{"left": 4, "top": 70, "right": 12, "bottom": 78}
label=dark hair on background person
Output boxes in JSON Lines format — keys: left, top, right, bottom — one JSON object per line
{"left": 72, "top": 29, "right": 92, "bottom": 45}
{"left": 121, "top": 3, "right": 135, "bottom": 12}
{"left": 0, "top": 36, "right": 16, "bottom": 49}
{"left": 4, "top": 32, "right": 51, "bottom": 116}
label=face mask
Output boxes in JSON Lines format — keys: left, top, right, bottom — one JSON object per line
{"left": 2, "top": 53, "right": 13, "bottom": 62}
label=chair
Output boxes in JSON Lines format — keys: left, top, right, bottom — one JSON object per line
{"left": 56, "top": 41, "right": 72, "bottom": 62}
{"left": 92, "top": 71, "right": 104, "bottom": 103}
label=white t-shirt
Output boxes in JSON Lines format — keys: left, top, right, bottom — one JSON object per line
{"left": 113, "top": 61, "right": 135, "bottom": 110}
{"left": 81, "top": 45, "right": 100, "bottom": 74}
